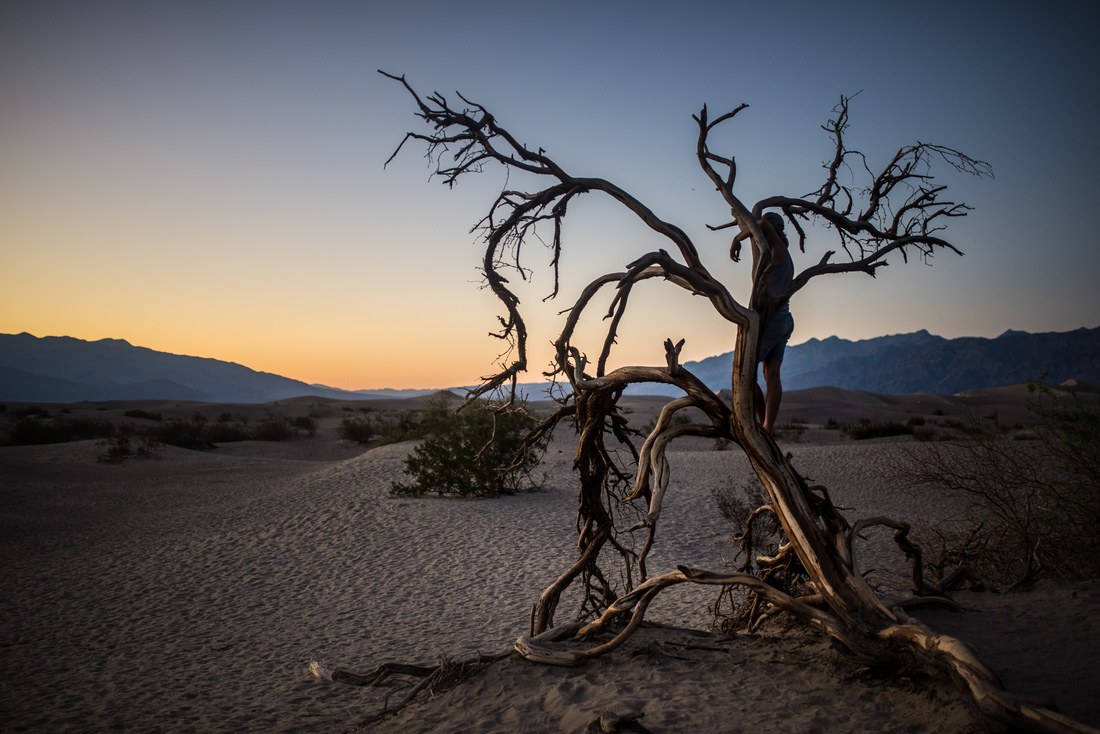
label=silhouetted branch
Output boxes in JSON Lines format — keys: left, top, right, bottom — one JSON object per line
{"left": 369, "top": 73, "right": 1089, "bottom": 734}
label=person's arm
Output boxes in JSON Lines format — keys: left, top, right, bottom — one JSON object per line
{"left": 729, "top": 227, "right": 751, "bottom": 262}
{"left": 731, "top": 217, "right": 782, "bottom": 262}
{"left": 759, "top": 218, "right": 787, "bottom": 266}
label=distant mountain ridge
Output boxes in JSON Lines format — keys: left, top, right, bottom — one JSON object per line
{"left": 675, "top": 327, "right": 1100, "bottom": 397}
{"left": 0, "top": 333, "right": 435, "bottom": 403}
{"left": 1, "top": 328, "right": 1098, "bottom": 403}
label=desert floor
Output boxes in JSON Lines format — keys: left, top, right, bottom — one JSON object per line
{"left": 1, "top": 390, "right": 1098, "bottom": 733}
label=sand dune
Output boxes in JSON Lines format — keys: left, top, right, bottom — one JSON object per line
{"left": 1, "top": 400, "right": 1098, "bottom": 732}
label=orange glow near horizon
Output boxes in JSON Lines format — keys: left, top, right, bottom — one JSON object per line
{"left": 3, "top": 3, "right": 1098, "bottom": 397}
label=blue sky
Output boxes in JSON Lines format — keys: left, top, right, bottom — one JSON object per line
{"left": 1, "top": 0, "right": 1097, "bottom": 388}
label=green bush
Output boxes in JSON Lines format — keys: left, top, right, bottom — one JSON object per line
{"left": 381, "top": 411, "right": 425, "bottom": 442}
{"left": 339, "top": 415, "right": 377, "bottom": 444}
{"left": 391, "top": 398, "right": 542, "bottom": 497}
{"left": 252, "top": 416, "right": 296, "bottom": 442}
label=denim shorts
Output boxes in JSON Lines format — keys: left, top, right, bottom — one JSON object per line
{"left": 759, "top": 308, "right": 794, "bottom": 363}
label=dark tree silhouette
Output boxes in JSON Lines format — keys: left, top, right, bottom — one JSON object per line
{"left": 336, "top": 71, "right": 1095, "bottom": 733}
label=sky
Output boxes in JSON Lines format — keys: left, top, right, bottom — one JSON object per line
{"left": 2, "top": 1, "right": 1098, "bottom": 390}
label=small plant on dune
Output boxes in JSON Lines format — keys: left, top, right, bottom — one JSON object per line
{"left": 251, "top": 415, "right": 296, "bottom": 442}
{"left": 390, "top": 398, "right": 543, "bottom": 498}
{"left": 710, "top": 478, "right": 803, "bottom": 632}
{"left": 292, "top": 415, "right": 318, "bottom": 437}
{"left": 97, "top": 425, "right": 160, "bottom": 464}
{"left": 202, "top": 420, "right": 251, "bottom": 443}
{"left": 338, "top": 415, "right": 378, "bottom": 444}
{"left": 775, "top": 420, "right": 807, "bottom": 442}
{"left": 151, "top": 416, "right": 216, "bottom": 450}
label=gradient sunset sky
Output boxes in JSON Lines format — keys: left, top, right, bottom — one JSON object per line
{"left": 2, "top": 1, "right": 1097, "bottom": 390}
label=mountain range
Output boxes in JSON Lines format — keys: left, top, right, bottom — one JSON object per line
{"left": 0, "top": 333, "right": 432, "bottom": 403}
{"left": 668, "top": 326, "right": 1100, "bottom": 398}
{"left": 1, "top": 327, "right": 1098, "bottom": 404}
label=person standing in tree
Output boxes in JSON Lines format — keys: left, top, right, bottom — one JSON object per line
{"left": 730, "top": 211, "right": 795, "bottom": 435}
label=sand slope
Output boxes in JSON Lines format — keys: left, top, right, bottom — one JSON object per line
{"left": 1, "top": 431, "right": 1097, "bottom": 733}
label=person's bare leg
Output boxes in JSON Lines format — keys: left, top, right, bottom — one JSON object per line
{"left": 762, "top": 358, "right": 783, "bottom": 435}
{"left": 754, "top": 382, "right": 765, "bottom": 427}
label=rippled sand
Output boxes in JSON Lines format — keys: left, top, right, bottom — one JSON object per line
{"left": 2, "top": 425, "right": 1097, "bottom": 732}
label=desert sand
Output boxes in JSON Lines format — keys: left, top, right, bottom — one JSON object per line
{"left": 1, "top": 393, "right": 1098, "bottom": 733}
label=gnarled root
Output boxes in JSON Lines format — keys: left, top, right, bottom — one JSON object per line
{"left": 880, "top": 615, "right": 1100, "bottom": 734}
{"left": 309, "top": 648, "right": 513, "bottom": 724}
{"left": 514, "top": 565, "right": 884, "bottom": 666}
{"left": 513, "top": 565, "right": 1100, "bottom": 734}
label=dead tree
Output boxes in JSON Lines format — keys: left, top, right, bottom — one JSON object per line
{"left": 378, "top": 71, "right": 1094, "bottom": 733}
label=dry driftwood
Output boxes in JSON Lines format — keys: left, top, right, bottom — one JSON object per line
{"left": 332, "top": 71, "right": 1097, "bottom": 734}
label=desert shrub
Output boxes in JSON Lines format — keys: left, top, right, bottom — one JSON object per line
{"left": 711, "top": 478, "right": 770, "bottom": 530}
{"left": 776, "top": 422, "right": 807, "bottom": 442}
{"left": 12, "top": 405, "right": 51, "bottom": 419}
{"left": 894, "top": 383, "right": 1100, "bottom": 585}
{"left": 252, "top": 416, "right": 296, "bottom": 442}
{"left": 386, "top": 411, "right": 426, "bottom": 442}
{"left": 843, "top": 420, "right": 912, "bottom": 440}
{"left": 97, "top": 425, "right": 160, "bottom": 464}
{"left": 710, "top": 478, "right": 807, "bottom": 632}
{"left": 202, "top": 421, "right": 251, "bottom": 443}
{"left": 291, "top": 415, "right": 317, "bottom": 437}
{"left": 390, "top": 398, "right": 542, "bottom": 497}
{"left": 341, "top": 409, "right": 429, "bottom": 446}
{"left": 339, "top": 415, "right": 378, "bottom": 444}
{"left": 2, "top": 415, "right": 115, "bottom": 446}
{"left": 906, "top": 415, "right": 926, "bottom": 427}
{"left": 99, "top": 433, "right": 133, "bottom": 464}
{"left": 151, "top": 417, "right": 216, "bottom": 450}
{"left": 911, "top": 426, "right": 945, "bottom": 442}
{"left": 124, "top": 409, "right": 162, "bottom": 421}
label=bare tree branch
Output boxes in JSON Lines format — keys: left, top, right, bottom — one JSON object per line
{"left": 359, "top": 73, "right": 1089, "bottom": 734}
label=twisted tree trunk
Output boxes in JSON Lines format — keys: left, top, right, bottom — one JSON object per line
{"left": 369, "top": 71, "right": 1098, "bottom": 733}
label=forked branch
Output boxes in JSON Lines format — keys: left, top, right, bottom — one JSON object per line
{"left": 362, "top": 73, "right": 1091, "bottom": 734}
